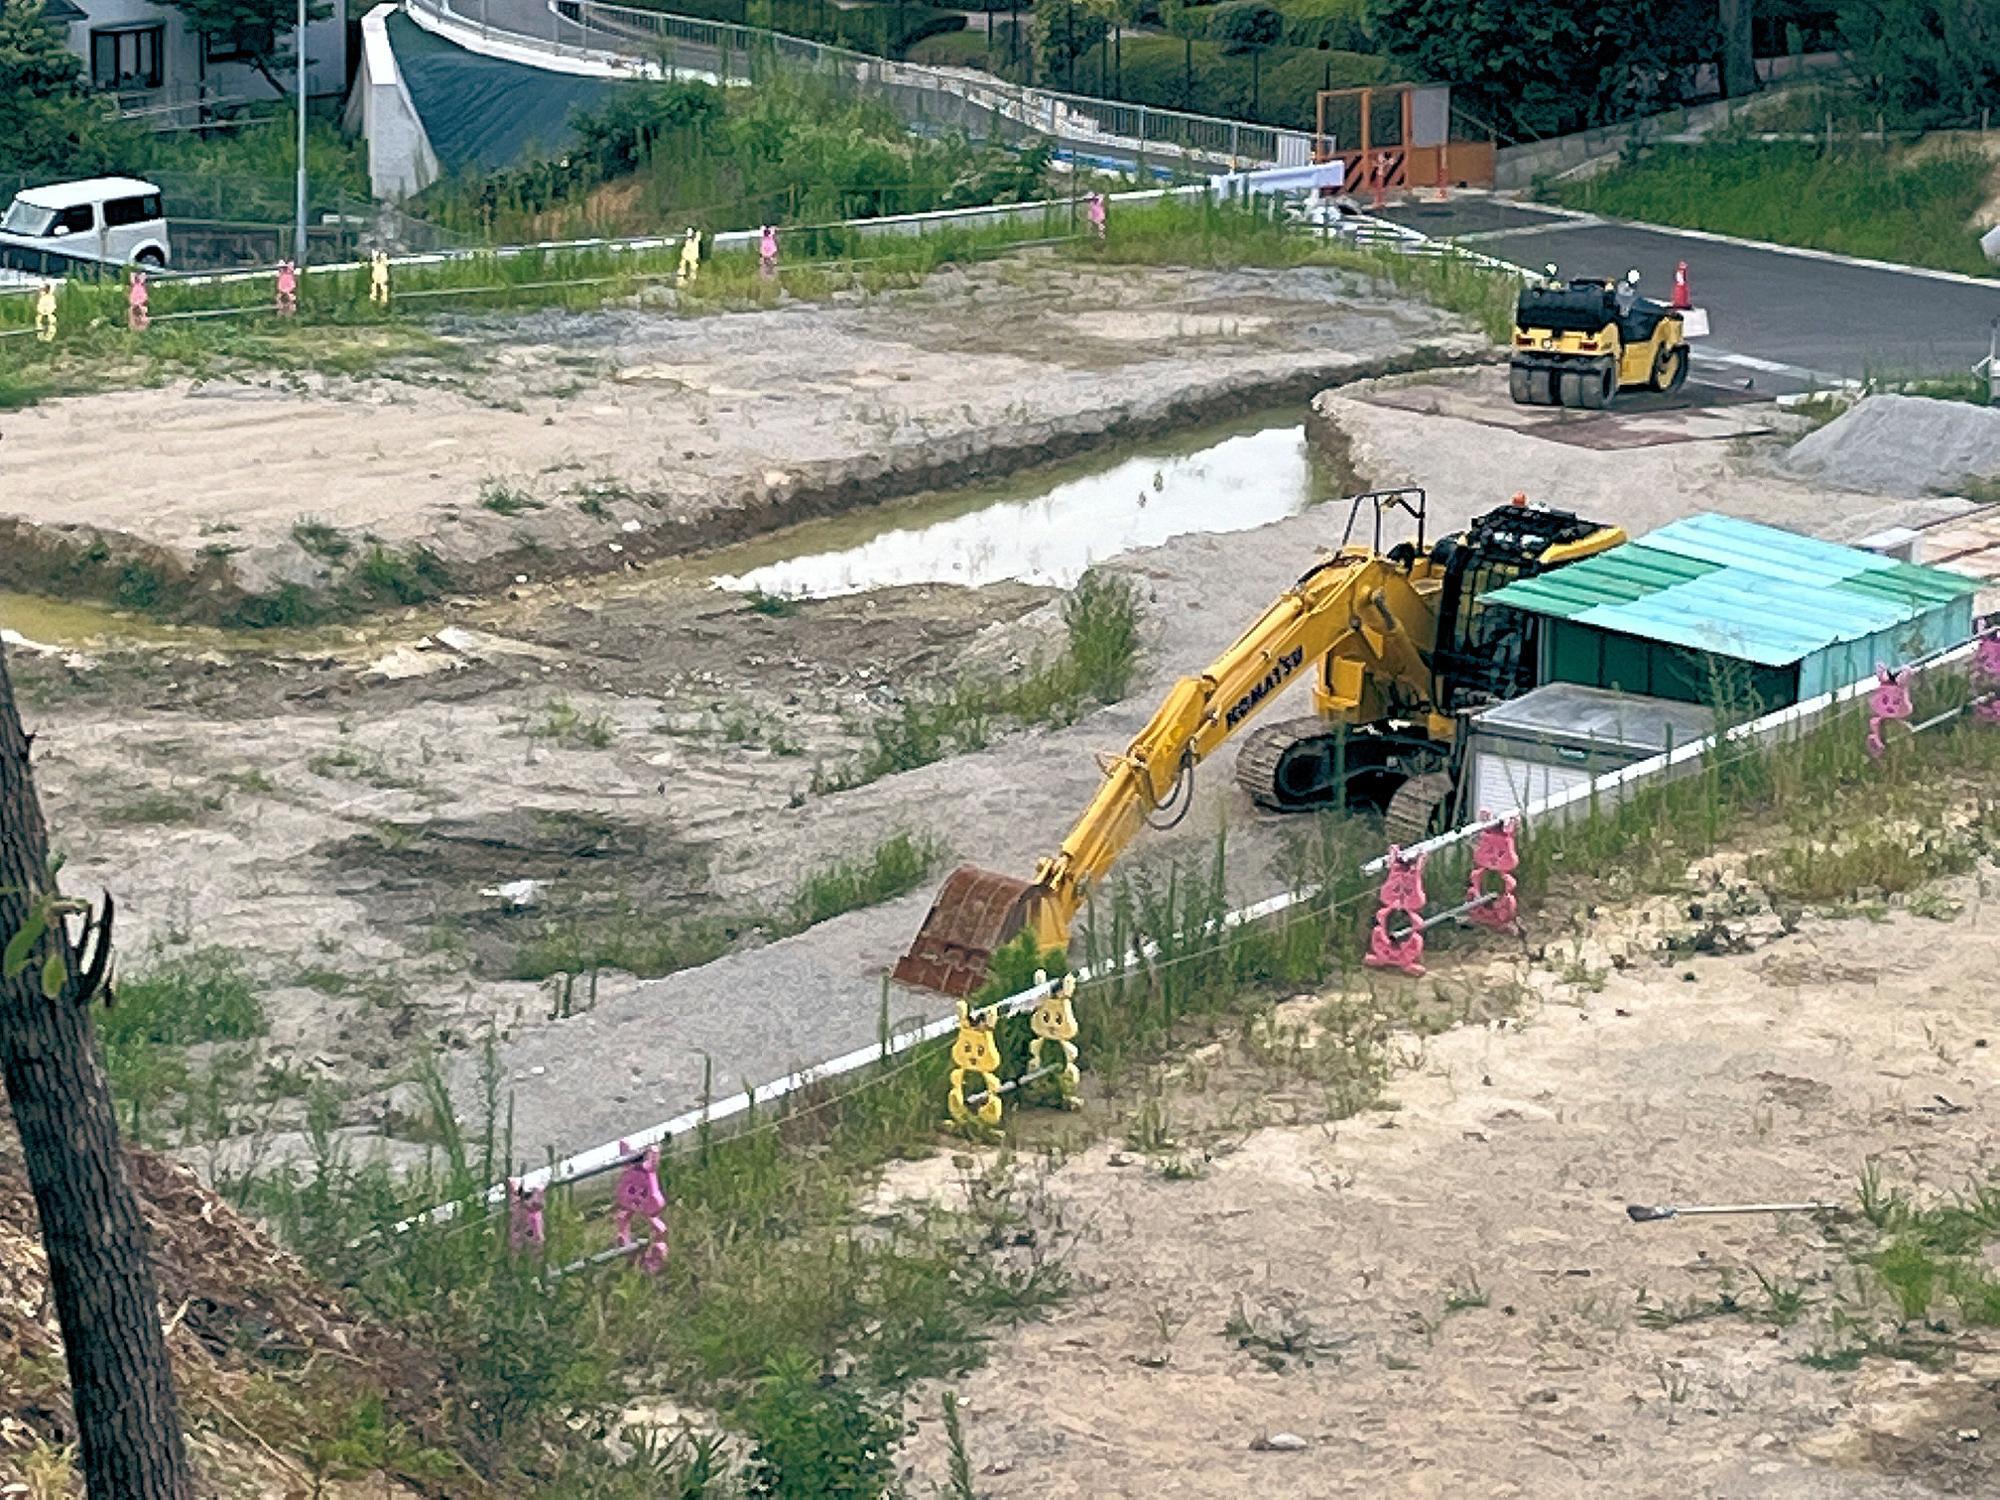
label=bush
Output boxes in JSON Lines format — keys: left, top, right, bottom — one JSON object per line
{"left": 1062, "top": 568, "right": 1140, "bottom": 703}
{"left": 572, "top": 83, "right": 724, "bottom": 178}
{"left": 1109, "top": 33, "right": 1386, "bottom": 127}
{"left": 1167, "top": 0, "right": 1370, "bottom": 49}
{"left": 1211, "top": 0, "right": 1285, "bottom": 55}
{"left": 740, "top": 1352, "right": 900, "bottom": 1500}
{"left": 617, "top": 0, "right": 963, "bottom": 57}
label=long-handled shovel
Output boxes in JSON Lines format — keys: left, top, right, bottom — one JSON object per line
{"left": 1626, "top": 1200, "right": 1843, "bottom": 1223}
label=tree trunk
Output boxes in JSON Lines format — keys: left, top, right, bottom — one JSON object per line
{"left": 1717, "top": 0, "right": 1755, "bottom": 98}
{"left": 0, "top": 647, "right": 192, "bottom": 1500}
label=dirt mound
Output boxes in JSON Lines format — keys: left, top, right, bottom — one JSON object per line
{"left": 1785, "top": 393, "right": 2000, "bottom": 495}
{"left": 0, "top": 1125, "right": 451, "bottom": 1496}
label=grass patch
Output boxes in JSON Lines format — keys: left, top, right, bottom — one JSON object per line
{"left": 1091, "top": 197, "right": 1521, "bottom": 341}
{"left": 99, "top": 787, "right": 225, "bottom": 826}
{"left": 479, "top": 481, "right": 546, "bottom": 517}
{"left": 99, "top": 947, "right": 267, "bottom": 1141}
{"left": 785, "top": 831, "right": 948, "bottom": 932}
{"left": 508, "top": 913, "right": 736, "bottom": 983}
{"left": 815, "top": 568, "right": 1141, "bottom": 793}
{"left": 211, "top": 659, "right": 2000, "bottom": 1490}
{"left": 508, "top": 831, "right": 946, "bottom": 983}
{"left": 1750, "top": 815, "right": 1994, "bottom": 905}
{"left": 1543, "top": 140, "right": 1996, "bottom": 278}
{"left": 524, "top": 695, "right": 617, "bottom": 749}
{"left": 292, "top": 518, "right": 353, "bottom": 562}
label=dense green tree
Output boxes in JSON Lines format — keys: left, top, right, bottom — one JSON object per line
{"left": 0, "top": 0, "right": 134, "bottom": 177}
{"left": 1031, "top": 0, "right": 1113, "bottom": 89}
{"left": 1365, "top": 0, "right": 1718, "bottom": 136}
{"left": 1836, "top": 0, "right": 2000, "bottom": 125}
{"left": 164, "top": 0, "right": 331, "bottom": 97}
{"left": 1213, "top": 1, "right": 1282, "bottom": 110}
{"left": 0, "top": 0, "right": 79, "bottom": 96}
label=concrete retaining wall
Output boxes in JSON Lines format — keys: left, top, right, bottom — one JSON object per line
{"left": 346, "top": 5, "right": 444, "bottom": 201}
{"left": 1495, "top": 96, "right": 1748, "bottom": 189}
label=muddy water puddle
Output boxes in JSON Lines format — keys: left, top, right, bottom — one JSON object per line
{"left": 0, "top": 411, "right": 1329, "bottom": 651}
{"left": 709, "top": 413, "right": 1332, "bottom": 599}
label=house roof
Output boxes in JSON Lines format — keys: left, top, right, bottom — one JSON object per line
{"left": 40, "top": 0, "right": 87, "bottom": 22}
{"left": 1484, "top": 512, "right": 1978, "bottom": 667}
{"left": 9, "top": 177, "right": 161, "bottom": 210}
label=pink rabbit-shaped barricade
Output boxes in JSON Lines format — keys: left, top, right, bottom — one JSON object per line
{"left": 1363, "top": 812, "right": 1521, "bottom": 979}
{"left": 505, "top": 1138, "right": 669, "bottom": 1277}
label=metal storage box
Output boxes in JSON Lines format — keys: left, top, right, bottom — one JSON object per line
{"left": 1464, "top": 683, "right": 1720, "bottom": 821}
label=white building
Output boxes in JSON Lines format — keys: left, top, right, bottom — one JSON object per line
{"left": 43, "top": 0, "right": 347, "bottom": 125}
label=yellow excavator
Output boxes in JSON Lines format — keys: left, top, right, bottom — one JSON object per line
{"left": 892, "top": 490, "right": 1626, "bottom": 996}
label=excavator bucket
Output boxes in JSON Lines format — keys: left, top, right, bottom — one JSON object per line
{"left": 892, "top": 865, "right": 1036, "bottom": 997}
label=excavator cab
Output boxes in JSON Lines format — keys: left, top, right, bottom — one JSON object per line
{"left": 894, "top": 491, "right": 1626, "bottom": 997}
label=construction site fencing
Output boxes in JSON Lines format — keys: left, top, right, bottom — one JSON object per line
{"left": 399, "top": 624, "right": 1997, "bottom": 1269}
{"left": 0, "top": 181, "right": 1210, "bottom": 327}
{"left": 411, "top": 0, "right": 1304, "bottom": 169}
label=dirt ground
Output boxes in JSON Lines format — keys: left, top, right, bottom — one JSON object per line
{"left": 897, "top": 862, "right": 2000, "bottom": 1498}
{"left": 0, "top": 259, "right": 1474, "bottom": 606}
{"left": 8, "top": 359, "right": 1985, "bottom": 1172}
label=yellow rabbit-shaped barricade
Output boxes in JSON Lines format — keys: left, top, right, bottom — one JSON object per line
{"left": 945, "top": 1000, "right": 1004, "bottom": 1128}
{"left": 945, "top": 969, "right": 1083, "bottom": 1129}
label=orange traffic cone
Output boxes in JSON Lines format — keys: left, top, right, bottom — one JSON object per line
{"left": 1672, "top": 260, "right": 1691, "bottom": 310}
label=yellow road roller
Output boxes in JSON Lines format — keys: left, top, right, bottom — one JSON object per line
{"left": 1509, "top": 268, "right": 1690, "bottom": 409}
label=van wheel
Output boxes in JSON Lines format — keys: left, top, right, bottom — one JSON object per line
{"left": 135, "top": 248, "right": 165, "bottom": 268}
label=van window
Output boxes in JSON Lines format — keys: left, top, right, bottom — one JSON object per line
{"left": 104, "top": 194, "right": 161, "bottom": 228}
{"left": 51, "top": 204, "right": 95, "bottom": 236}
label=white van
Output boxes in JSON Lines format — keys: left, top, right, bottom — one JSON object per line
{"left": 0, "top": 177, "right": 171, "bottom": 268}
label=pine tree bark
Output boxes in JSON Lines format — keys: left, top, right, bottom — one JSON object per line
{"left": 1717, "top": 0, "right": 1756, "bottom": 98}
{"left": 0, "top": 646, "right": 192, "bottom": 1500}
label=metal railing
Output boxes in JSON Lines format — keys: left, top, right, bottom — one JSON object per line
{"left": 409, "top": 0, "right": 1305, "bottom": 169}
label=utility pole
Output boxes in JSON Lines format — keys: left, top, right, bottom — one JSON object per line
{"left": 294, "top": 0, "right": 308, "bottom": 265}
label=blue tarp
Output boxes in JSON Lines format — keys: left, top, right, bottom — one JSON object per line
{"left": 387, "top": 12, "right": 624, "bottom": 174}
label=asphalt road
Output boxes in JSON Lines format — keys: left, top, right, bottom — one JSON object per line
{"left": 1382, "top": 199, "right": 2000, "bottom": 391}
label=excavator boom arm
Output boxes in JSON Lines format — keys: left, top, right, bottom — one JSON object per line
{"left": 1023, "top": 552, "right": 1439, "bottom": 944}
{"left": 891, "top": 494, "right": 1625, "bottom": 998}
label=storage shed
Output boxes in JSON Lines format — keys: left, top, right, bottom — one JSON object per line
{"left": 1464, "top": 683, "right": 1719, "bottom": 821}
{"left": 1483, "top": 513, "right": 1978, "bottom": 709}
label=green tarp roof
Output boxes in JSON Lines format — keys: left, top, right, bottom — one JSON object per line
{"left": 1486, "top": 512, "right": 1977, "bottom": 668}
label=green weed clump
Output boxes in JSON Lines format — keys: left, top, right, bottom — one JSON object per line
{"left": 817, "top": 569, "right": 1143, "bottom": 793}
{"left": 508, "top": 913, "right": 736, "bottom": 983}
{"left": 1062, "top": 567, "right": 1142, "bottom": 703}
{"left": 98, "top": 947, "right": 267, "bottom": 1136}
{"left": 107, "top": 946, "right": 265, "bottom": 1049}
{"left": 785, "top": 831, "right": 948, "bottom": 931}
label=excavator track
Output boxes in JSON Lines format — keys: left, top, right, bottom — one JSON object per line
{"left": 1234, "top": 716, "right": 1342, "bottom": 811}
{"left": 1382, "top": 771, "right": 1456, "bottom": 847}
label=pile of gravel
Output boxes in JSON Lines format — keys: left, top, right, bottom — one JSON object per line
{"left": 1785, "top": 393, "right": 2000, "bottom": 496}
